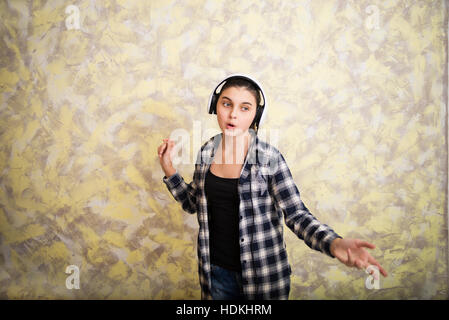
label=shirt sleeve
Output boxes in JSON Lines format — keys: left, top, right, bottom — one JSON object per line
{"left": 268, "top": 152, "right": 342, "bottom": 258}
{"left": 162, "top": 170, "right": 198, "bottom": 214}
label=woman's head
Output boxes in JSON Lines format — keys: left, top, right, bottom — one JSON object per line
{"left": 215, "top": 77, "right": 261, "bottom": 137}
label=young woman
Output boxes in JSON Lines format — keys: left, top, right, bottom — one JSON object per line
{"left": 158, "top": 74, "right": 387, "bottom": 300}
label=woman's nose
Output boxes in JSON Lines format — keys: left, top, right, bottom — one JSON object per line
{"left": 230, "top": 107, "right": 238, "bottom": 118}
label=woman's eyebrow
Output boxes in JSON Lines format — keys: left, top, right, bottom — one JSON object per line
{"left": 221, "top": 96, "right": 253, "bottom": 106}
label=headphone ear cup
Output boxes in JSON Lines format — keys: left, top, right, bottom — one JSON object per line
{"left": 209, "top": 94, "right": 218, "bottom": 114}
{"left": 251, "top": 107, "right": 261, "bottom": 129}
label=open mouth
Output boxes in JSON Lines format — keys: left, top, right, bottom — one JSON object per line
{"left": 226, "top": 123, "right": 236, "bottom": 129}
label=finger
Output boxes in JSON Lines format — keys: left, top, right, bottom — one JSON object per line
{"left": 375, "top": 263, "right": 388, "bottom": 278}
{"left": 379, "top": 266, "right": 388, "bottom": 277}
{"left": 368, "top": 256, "right": 388, "bottom": 277}
{"left": 159, "top": 142, "right": 168, "bottom": 157}
{"left": 355, "top": 259, "right": 366, "bottom": 270}
{"left": 157, "top": 145, "right": 162, "bottom": 157}
{"left": 347, "top": 248, "right": 354, "bottom": 267}
{"left": 356, "top": 240, "right": 376, "bottom": 249}
{"left": 158, "top": 142, "right": 166, "bottom": 152}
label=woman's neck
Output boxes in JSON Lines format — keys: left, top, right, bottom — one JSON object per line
{"left": 219, "top": 131, "right": 251, "bottom": 165}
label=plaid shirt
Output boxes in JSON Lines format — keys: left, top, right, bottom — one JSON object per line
{"left": 162, "top": 130, "right": 342, "bottom": 299}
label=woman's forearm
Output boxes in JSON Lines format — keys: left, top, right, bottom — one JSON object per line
{"left": 163, "top": 166, "right": 176, "bottom": 178}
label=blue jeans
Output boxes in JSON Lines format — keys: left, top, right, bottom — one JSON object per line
{"left": 210, "top": 264, "right": 245, "bottom": 300}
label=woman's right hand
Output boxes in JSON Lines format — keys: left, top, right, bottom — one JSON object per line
{"left": 158, "top": 139, "right": 176, "bottom": 178}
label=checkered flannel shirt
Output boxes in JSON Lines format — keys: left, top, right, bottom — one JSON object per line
{"left": 162, "top": 130, "right": 342, "bottom": 299}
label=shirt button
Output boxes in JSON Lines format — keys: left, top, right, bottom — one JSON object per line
{"left": 241, "top": 238, "right": 244, "bottom": 242}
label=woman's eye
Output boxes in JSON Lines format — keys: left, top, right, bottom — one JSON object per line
{"left": 242, "top": 107, "right": 249, "bottom": 111}
{"left": 223, "top": 102, "right": 231, "bottom": 107}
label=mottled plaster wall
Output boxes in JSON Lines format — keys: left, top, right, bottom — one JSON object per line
{"left": 0, "top": 0, "right": 448, "bottom": 299}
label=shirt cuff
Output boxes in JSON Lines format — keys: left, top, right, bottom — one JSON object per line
{"left": 162, "top": 170, "right": 181, "bottom": 189}
{"left": 324, "top": 234, "right": 343, "bottom": 258}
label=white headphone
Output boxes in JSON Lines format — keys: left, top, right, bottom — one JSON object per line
{"left": 207, "top": 74, "right": 268, "bottom": 131}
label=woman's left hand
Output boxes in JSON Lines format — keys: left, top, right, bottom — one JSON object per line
{"left": 330, "top": 238, "right": 388, "bottom": 278}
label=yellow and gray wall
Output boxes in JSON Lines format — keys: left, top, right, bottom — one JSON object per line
{"left": 0, "top": 0, "right": 448, "bottom": 299}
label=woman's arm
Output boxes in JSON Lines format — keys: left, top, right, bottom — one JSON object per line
{"left": 158, "top": 139, "right": 198, "bottom": 214}
{"left": 268, "top": 151, "right": 342, "bottom": 258}
{"left": 162, "top": 171, "right": 198, "bottom": 214}
{"left": 269, "top": 151, "right": 388, "bottom": 277}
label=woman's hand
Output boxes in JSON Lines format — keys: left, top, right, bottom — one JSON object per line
{"left": 158, "top": 139, "right": 176, "bottom": 178}
{"left": 330, "top": 238, "right": 388, "bottom": 278}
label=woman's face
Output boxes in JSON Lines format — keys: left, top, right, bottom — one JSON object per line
{"left": 216, "top": 86, "right": 257, "bottom": 137}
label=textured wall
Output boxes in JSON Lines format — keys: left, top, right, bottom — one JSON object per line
{"left": 0, "top": 0, "right": 448, "bottom": 299}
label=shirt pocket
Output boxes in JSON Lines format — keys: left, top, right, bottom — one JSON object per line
{"left": 251, "top": 165, "right": 271, "bottom": 197}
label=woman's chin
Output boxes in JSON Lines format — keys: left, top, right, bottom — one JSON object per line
{"left": 223, "top": 127, "right": 246, "bottom": 136}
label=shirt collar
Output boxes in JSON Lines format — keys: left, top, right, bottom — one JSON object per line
{"left": 199, "top": 129, "right": 259, "bottom": 170}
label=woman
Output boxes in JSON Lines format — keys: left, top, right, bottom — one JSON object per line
{"left": 158, "top": 74, "right": 387, "bottom": 300}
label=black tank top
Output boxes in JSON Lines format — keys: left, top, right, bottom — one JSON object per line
{"left": 205, "top": 168, "right": 241, "bottom": 272}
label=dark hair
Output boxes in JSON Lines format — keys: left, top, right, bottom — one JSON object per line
{"left": 219, "top": 78, "right": 261, "bottom": 106}
{"left": 218, "top": 78, "right": 261, "bottom": 131}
